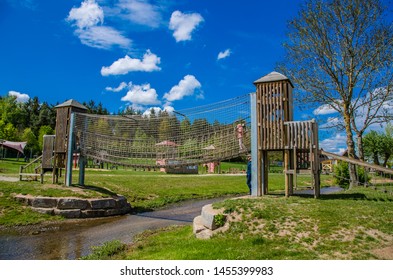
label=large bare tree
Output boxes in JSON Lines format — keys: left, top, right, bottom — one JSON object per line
{"left": 281, "top": 0, "right": 393, "bottom": 187}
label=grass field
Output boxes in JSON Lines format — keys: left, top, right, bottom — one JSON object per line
{"left": 83, "top": 188, "right": 393, "bottom": 260}
{"left": 1, "top": 158, "right": 393, "bottom": 259}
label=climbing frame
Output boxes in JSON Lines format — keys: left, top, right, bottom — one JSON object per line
{"left": 252, "top": 71, "right": 320, "bottom": 198}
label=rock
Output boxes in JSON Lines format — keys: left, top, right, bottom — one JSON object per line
{"left": 81, "top": 209, "right": 106, "bottom": 218}
{"left": 195, "top": 229, "right": 214, "bottom": 239}
{"left": 31, "top": 207, "right": 54, "bottom": 215}
{"left": 31, "top": 197, "right": 58, "bottom": 208}
{"left": 201, "top": 204, "right": 226, "bottom": 230}
{"left": 89, "top": 198, "right": 116, "bottom": 209}
{"left": 57, "top": 198, "right": 89, "bottom": 210}
{"left": 193, "top": 216, "right": 206, "bottom": 234}
{"left": 53, "top": 209, "right": 81, "bottom": 218}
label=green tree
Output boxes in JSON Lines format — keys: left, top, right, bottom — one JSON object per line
{"left": 0, "top": 122, "right": 18, "bottom": 141}
{"left": 38, "top": 125, "right": 55, "bottom": 152}
{"left": 0, "top": 95, "right": 23, "bottom": 129}
{"left": 21, "top": 128, "right": 39, "bottom": 157}
{"left": 180, "top": 118, "right": 191, "bottom": 143}
{"left": 363, "top": 125, "right": 393, "bottom": 167}
{"left": 363, "top": 131, "right": 383, "bottom": 165}
{"left": 281, "top": 0, "right": 393, "bottom": 187}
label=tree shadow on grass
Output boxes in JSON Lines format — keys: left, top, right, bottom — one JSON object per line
{"left": 73, "top": 184, "right": 118, "bottom": 197}
{"left": 292, "top": 192, "right": 393, "bottom": 202}
{"left": 271, "top": 187, "right": 393, "bottom": 202}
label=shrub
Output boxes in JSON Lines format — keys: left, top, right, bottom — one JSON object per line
{"left": 334, "top": 161, "right": 370, "bottom": 188}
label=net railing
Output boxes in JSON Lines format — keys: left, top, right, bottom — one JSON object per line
{"left": 73, "top": 94, "right": 251, "bottom": 168}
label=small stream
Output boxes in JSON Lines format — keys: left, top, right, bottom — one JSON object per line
{"left": 0, "top": 197, "right": 225, "bottom": 260}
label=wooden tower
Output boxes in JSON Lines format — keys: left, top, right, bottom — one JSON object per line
{"left": 53, "top": 99, "right": 87, "bottom": 184}
{"left": 252, "top": 71, "right": 320, "bottom": 198}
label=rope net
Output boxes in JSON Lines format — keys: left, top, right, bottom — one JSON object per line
{"left": 73, "top": 94, "right": 251, "bottom": 169}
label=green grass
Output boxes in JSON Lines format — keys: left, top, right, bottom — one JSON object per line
{"left": 0, "top": 158, "right": 26, "bottom": 175}
{"left": 2, "top": 158, "right": 393, "bottom": 259}
{"left": 106, "top": 188, "right": 393, "bottom": 260}
{"left": 0, "top": 158, "right": 334, "bottom": 225}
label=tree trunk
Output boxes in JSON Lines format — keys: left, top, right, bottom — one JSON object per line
{"left": 357, "top": 133, "right": 365, "bottom": 161}
{"left": 382, "top": 153, "right": 391, "bottom": 167}
{"left": 343, "top": 106, "right": 358, "bottom": 189}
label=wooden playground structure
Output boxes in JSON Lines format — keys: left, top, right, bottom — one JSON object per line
{"left": 18, "top": 71, "right": 393, "bottom": 197}
{"left": 250, "top": 72, "right": 320, "bottom": 198}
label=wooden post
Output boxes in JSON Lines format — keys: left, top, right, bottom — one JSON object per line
{"left": 262, "top": 150, "right": 268, "bottom": 195}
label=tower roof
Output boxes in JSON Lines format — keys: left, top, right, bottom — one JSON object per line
{"left": 253, "top": 71, "right": 294, "bottom": 87}
{"left": 55, "top": 99, "right": 87, "bottom": 110}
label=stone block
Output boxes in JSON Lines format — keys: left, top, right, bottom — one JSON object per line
{"left": 114, "top": 196, "right": 129, "bottom": 208}
{"left": 81, "top": 209, "right": 106, "bottom": 218}
{"left": 193, "top": 216, "right": 206, "bottom": 234}
{"left": 89, "top": 198, "right": 116, "bottom": 209}
{"left": 31, "top": 197, "right": 58, "bottom": 208}
{"left": 14, "top": 194, "right": 29, "bottom": 205}
{"left": 32, "top": 207, "right": 54, "bottom": 215}
{"left": 195, "top": 229, "right": 214, "bottom": 240}
{"left": 201, "top": 204, "right": 226, "bottom": 230}
{"left": 57, "top": 198, "right": 89, "bottom": 210}
{"left": 53, "top": 209, "right": 81, "bottom": 218}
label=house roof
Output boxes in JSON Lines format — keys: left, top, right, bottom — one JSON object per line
{"left": 155, "top": 140, "right": 178, "bottom": 147}
{"left": 55, "top": 99, "right": 87, "bottom": 110}
{"left": 253, "top": 71, "right": 294, "bottom": 87}
{"left": 0, "top": 140, "right": 27, "bottom": 154}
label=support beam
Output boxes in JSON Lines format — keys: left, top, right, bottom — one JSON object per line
{"left": 65, "top": 113, "right": 75, "bottom": 187}
{"left": 250, "top": 92, "right": 258, "bottom": 196}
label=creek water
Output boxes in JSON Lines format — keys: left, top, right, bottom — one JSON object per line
{"left": 0, "top": 197, "right": 225, "bottom": 260}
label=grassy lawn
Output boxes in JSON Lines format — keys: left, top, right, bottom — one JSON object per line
{"left": 84, "top": 188, "right": 393, "bottom": 260}
{"left": 0, "top": 159, "right": 252, "bottom": 225}
{"left": 2, "top": 158, "right": 392, "bottom": 259}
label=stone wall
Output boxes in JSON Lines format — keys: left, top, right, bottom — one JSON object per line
{"left": 14, "top": 194, "right": 131, "bottom": 218}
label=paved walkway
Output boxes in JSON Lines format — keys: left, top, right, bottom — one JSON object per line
{"left": 0, "top": 175, "right": 18, "bottom": 182}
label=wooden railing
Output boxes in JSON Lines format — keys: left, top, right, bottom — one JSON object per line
{"left": 19, "top": 155, "right": 43, "bottom": 181}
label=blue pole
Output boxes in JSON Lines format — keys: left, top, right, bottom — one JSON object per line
{"left": 65, "top": 112, "right": 75, "bottom": 187}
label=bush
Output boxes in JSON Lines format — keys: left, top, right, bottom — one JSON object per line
{"left": 334, "top": 161, "right": 370, "bottom": 188}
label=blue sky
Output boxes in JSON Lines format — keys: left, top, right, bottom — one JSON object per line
{"left": 1, "top": 0, "right": 353, "bottom": 153}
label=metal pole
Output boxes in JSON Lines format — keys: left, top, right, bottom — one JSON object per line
{"left": 65, "top": 113, "right": 75, "bottom": 187}
{"left": 250, "top": 92, "right": 258, "bottom": 196}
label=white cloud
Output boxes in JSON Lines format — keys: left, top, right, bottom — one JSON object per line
{"left": 142, "top": 105, "right": 175, "bottom": 117}
{"left": 169, "top": 10, "right": 204, "bottom": 42}
{"left": 66, "top": 0, "right": 131, "bottom": 50}
{"left": 75, "top": 25, "right": 132, "bottom": 49}
{"left": 121, "top": 83, "right": 160, "bottom": 105}
{"left": 163, "top": 75, "right": 202, "bottom": 102}
{"left": 313, "top": 104, "right": 337, "bottom": 115}
{"left": 105, "top": 81, "right": 128, "bottom": 92}
{"left": 320, "top": 133, "right": 347, "bottom": 154}
{"left": 67, "top": 0, "right": 104, "bottom": 29}
{"left": 101, "top": 50, "right": 161, "bottom": 76}
{"left": 116, "top": 0, "right": 162, "bottom": 28}
{"left": 8, "top": 91, "right": 30, "bottom": 103}
{"left": 217, "top": 49, "right": 231, "bottom": 60}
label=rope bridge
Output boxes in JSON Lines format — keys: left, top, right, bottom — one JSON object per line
{"left": 73, "top": 94, "right": 251, "bottom": 169}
